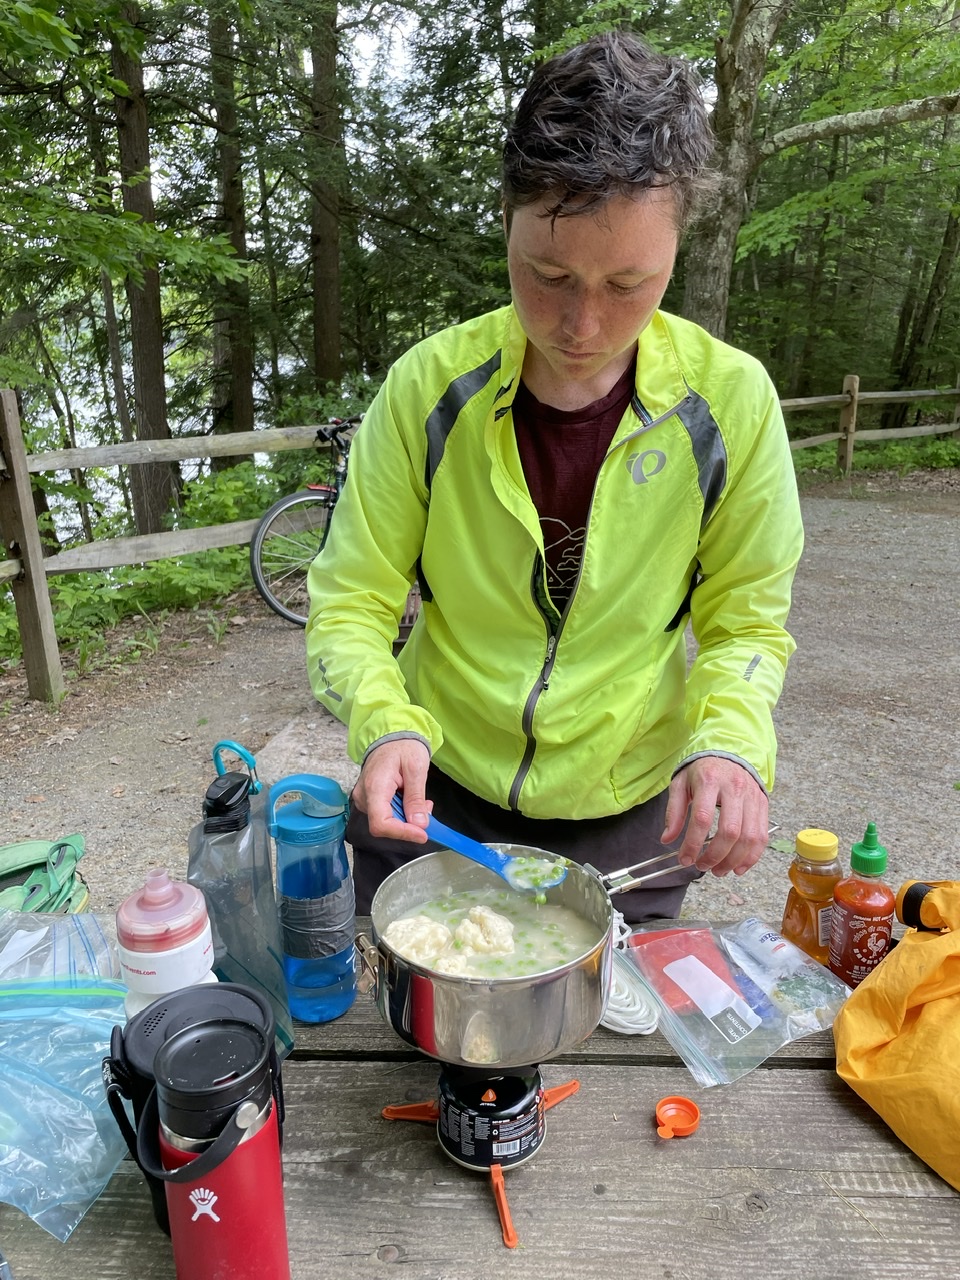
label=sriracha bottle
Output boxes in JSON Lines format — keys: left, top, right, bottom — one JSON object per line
{"left": 827, "top": 822, "right": 895, "bottom": 988}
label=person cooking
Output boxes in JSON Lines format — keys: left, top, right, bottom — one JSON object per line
{"left": 306, "top": 30, "right": 804, "bottom": 922}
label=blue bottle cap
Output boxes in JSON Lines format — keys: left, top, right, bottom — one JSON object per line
{"left": 268, "top": 774, "right": 348, "bottom": 845}
{"left": 272, "top": 800, "right": 344, "bottom": 846}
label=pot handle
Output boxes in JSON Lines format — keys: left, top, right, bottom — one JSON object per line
{"left": 590, "top": 850, "right": 683, "bottom": 897}
{"left": 593, "top": 821, "right": 781, "bottom": 896}
{"left": 354, "top": 933, "right": 380, "bottom": 997}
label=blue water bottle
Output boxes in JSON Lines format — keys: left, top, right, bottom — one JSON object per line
{"left": 267, "top": 774, "right": 356, "bottom": 1023}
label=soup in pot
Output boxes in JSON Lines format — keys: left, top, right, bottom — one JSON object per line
{"left": 381, "top": 885, "right": 602, "bottom": 979}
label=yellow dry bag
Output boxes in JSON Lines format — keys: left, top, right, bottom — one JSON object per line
{"left": 834, "top": 879, "right": 960, "bottom": 1191}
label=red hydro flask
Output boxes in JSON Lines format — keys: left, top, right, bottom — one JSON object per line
{"left": 137, "top": 1018, "right": 291, "bottom": 1280}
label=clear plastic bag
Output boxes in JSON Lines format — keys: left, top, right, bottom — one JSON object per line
{"left": 0, "top": 908, "right": 120, "bottom": 983}
{"left": 626, "top": 916, "right": 850, "bottom": 1086}
{"left": 0, "top": 978, "right": 129, "bottom": 1240}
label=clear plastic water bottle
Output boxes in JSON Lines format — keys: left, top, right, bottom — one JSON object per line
{"left": 187, "top": 769, "right": 295, "bottom": 1059}
{"left": 268, "top": 774, "right": 356, "bottom": 1023}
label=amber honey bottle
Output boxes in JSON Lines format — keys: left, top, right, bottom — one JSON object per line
{"left": 828, "top": 822, "right": 895, "bottom": 988}
{"left": 779, "top": 828, "right": 843, "bottom": 965}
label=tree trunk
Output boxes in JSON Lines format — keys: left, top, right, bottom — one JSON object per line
{"left": 91, "top": 288, "right": 136, "bottom": 527}
{"left": 884, "top": 3, "right": 960, "bottom": 431}
{"left": 886, "top": 189, "right": 960, "bottom": 428}
{"left": 310, "top": 7, "right": 342, "bottom": 389}
{"left": 682, "top": 0, "right": 960, "bottom": 340}
{"left": 210, "top": 4, "right": 255, "bottom": 465}
{"left": 682, "top": 0, "right": 793, "bottom": 338}
{"left": 794, "top": 137, "right": 841, "bottom": 397}
{"left": 244, "top": 68, "right": 284, "bottom": 414}
{"left": 34, "top": 327, "right": 92, "bottom": 544}
{"left": 110, "top": 2, "right": 180, "bottom": 534}
{"left": 88, "top": 119, "right": 138, "bottom": 456}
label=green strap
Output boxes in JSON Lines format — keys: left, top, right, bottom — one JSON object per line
{"left": 0, "top": 835, "right": 87, "bottom": 912}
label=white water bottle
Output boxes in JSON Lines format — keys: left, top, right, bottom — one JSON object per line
{"left": 116, "top": 868, "right": 218, "bottom": 1017}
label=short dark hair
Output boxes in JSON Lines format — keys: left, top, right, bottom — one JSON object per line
{"left": 502, "top": 31, "right": 716, "bottom": 232}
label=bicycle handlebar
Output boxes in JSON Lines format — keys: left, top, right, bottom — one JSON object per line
{"left": 315, "top": 416, "right": 361, "bottom": 447}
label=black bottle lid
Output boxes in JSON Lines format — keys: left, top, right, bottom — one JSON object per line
{"left": 896, "top": 880, "right": 941, "bottom": 931}
{"left": 203, "top": 771, "right": 252, "bottom": 833}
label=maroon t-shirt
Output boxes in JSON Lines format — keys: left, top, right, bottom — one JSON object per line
{"left": 513, "top": 360, "right": 635, "bottom": 610}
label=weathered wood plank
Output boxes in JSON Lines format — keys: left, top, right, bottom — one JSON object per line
{"left": 25, "top": 423, "right": 342, "bottom": 472}
{"left": 41, "top": 494, "right": 329, "bottom": 575}
{"left": 857, "top": 387, "right": 960, "bottom": 404}
{"left": 2, "top": 1060, "right": 954, "bottom": 1280}
{"left": 0, "top": 390, "right": 65, "bottom": 700}
{"left": 790, "top": 431, "right": 844, "bottom": 449}
{"left": 780, "top": 395, "right": 849, "bottom": 410}
{"left": 41, "top": 517, "right": 263, "bottom": 575}
{"left": 850, "top": 422, "right": 957, "bottom": 440}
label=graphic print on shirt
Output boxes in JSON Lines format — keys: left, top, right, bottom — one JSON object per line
{"left": 541, "top": 516, "right": 586, "bottom": 603}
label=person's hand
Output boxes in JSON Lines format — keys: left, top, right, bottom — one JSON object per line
{"left": 661, "top": 756, "right": 769, "bottom": 876}
{"left": 351, "top": 739, "right": 432, "bottom": 843}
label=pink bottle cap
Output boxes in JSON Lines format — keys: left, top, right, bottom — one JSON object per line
{"left": 116, "top": 868, "right": 209, "bottom": 953}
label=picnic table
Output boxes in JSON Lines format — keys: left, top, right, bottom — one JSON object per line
{"left": 2, "top": 925, "right": 957, "bottom": 1280}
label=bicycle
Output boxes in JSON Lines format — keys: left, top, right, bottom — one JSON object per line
{"left": 249, "top": 419, "right": 421, "bottom": 644}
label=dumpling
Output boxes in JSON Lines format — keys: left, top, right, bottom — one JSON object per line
{"left": 383, "top": 915, "right": 452, "bottom": 964}
{"left": 453, "top": 905, "right": 514, "bottom": 956}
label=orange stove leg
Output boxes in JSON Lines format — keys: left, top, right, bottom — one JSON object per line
{"left": 381, "top": 1100, "right": 440, "bottom": 1123}
{"left": 490, "top": 1164, "right": 518, "bottom": 1249}
{"left": 543, "top": 1079, "right": 580, "bottom": 1111}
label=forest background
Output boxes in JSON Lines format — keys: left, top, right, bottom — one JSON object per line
{"left": 2, "top": 0, "right": 960, "bottom": 671}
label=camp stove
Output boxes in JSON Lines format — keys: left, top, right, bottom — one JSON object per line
{"left": 383, "top": 1064, "right": 579, "bottom": 1248}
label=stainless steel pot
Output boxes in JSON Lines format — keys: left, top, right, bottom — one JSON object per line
{"left": 358, "top": 846, "right": 620, "bottom": 1069}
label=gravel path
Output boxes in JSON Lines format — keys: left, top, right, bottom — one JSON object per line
{"left": 1, "top": 473, "right": 957, "bottom": 929}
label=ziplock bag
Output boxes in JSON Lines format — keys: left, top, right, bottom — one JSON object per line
{"left": 0, "top": 979, "right": 129, "bottom": 1240}
{"left": 0, "top": 908, "right": 119, "bottom": 982}
{"left": 626, "top": 916, "right": 850, "bottom": 1086}
{"left": 834, "top": 880, "right": 960, "bottom": 1191}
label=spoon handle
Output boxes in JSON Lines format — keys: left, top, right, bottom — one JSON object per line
{"left": 389, "top": 794, "right": 507, "bottom": 877}
{"left": 423, "top": 815, "right": 509, "bottom": 876}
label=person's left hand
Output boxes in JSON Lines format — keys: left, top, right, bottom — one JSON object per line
{"left": 661, "top": 756, "right": 769, "bottom": 877}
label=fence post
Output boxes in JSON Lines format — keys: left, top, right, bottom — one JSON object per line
{"left": 951, "top": 374, "right": 960, "bottom": 439}
{"left": 836, "top": 373, "right": 860, "bottom": 476}
{"left": 0, "top": 389, "right": 65, "bottom": 702}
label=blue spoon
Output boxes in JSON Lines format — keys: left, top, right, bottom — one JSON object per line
{"left": 389, "top": 794, "right": 568, "bottom": 892}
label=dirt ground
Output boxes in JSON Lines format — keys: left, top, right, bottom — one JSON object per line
{"left": 1, "top": 467, "right": 958, "bottom": 928}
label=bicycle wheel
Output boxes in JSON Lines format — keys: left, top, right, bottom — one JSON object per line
{"left": 249, "top": 489, "right": 334, "bottom": 626}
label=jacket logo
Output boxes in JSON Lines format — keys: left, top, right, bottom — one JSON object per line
{"left": 625, "top": 449, "right": 667, "bottom": 484}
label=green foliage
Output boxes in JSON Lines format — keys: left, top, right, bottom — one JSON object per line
{"left": 0, "top": 462, "right": 266, "bottom": 663}
{"left": 177, "top": 462, "right": 273, "bottom": 527}
{"left": 790, "top": 435, "right": 960, "bottom": 475}
{"left": 5, "top": 0, "right": 960, "bottom": 637}
{"left": 1, "top": 1, "right": 81, "bottom": 61}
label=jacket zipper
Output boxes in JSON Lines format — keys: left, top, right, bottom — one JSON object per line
{"left": 505, "top": 393, "right": 690, "bottom": 812}
{"left": 508, "top": 605, "right": 558, "bottom": 810}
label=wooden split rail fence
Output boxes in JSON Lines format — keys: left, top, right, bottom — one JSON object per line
{"left": 1, "top": 378, "right": 959, "bottom": 702}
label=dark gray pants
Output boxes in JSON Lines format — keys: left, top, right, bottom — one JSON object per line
{"left": 346, "top": 766, "right": 701, "bottom": 922}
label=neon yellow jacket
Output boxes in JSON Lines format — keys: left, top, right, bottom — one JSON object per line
{"left": 306, "top": 305, "right": 803, "bottom": 819}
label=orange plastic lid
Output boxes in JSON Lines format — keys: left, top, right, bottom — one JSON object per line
{"left": 655, "top": 1096, "right": 701, "bottom": 1139}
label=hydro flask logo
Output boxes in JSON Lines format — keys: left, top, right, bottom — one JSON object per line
{"left": 189, "top": 1187, "right": 221, "bottom": 1222}
{"left": 626, "top": 449, "right": 666, "bottom": 484}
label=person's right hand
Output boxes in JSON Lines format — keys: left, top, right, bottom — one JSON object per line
{"left": 351, "top": 738, "right": 432, "bottom": 843}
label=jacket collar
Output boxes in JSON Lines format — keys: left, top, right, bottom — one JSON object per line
{"left": 493, "top": 305, "right": 689, "bottom": 424}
